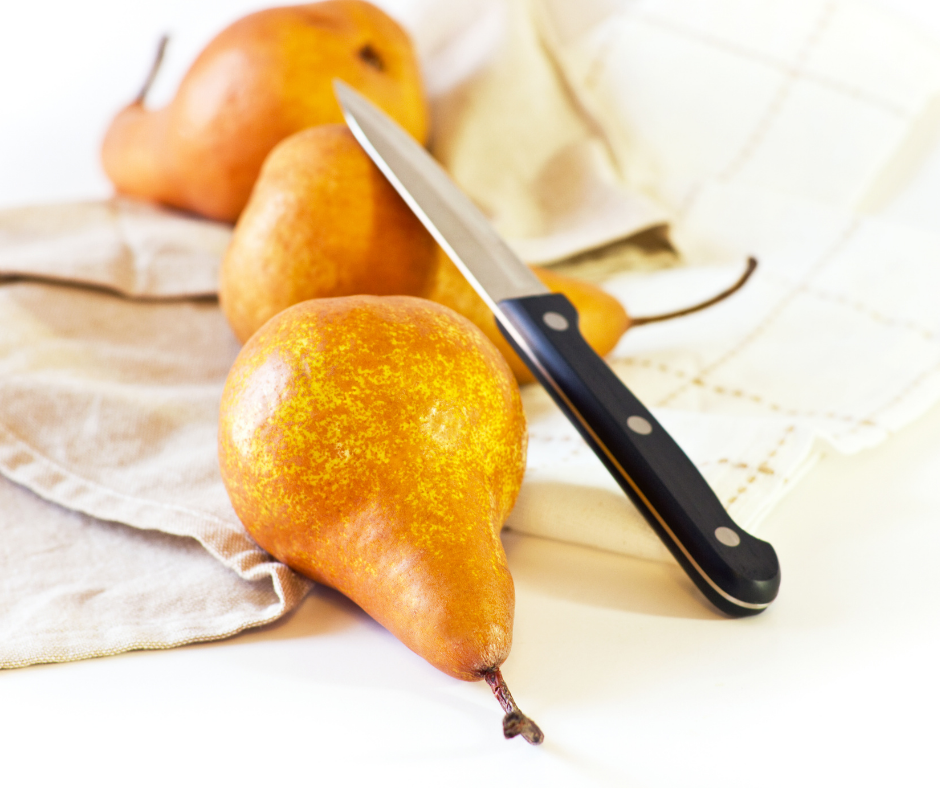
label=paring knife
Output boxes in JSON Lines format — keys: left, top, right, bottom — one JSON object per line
{"left": 334, "top": 81, "right": 780, "bottom": 617}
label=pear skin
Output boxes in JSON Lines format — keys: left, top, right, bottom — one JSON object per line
{"left": 219, "top": 124, "right": 437, "bottom": 343}
{"left": 101, "top": 1, "right": 428, "bottom": 222}
{"left": 218, "top": 295, "right": 525, "bottom": 682}
{"left": 424, "top": 248, "right": 630, "bottom": 385}
{"left": 425, "top": 250, "right": 758, "bottom": 386}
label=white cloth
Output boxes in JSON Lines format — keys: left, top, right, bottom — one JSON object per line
{"left": 419, "top": 0, "right": 670, "bottom": 262}
{"left": 427, "top": 0, "right": 940, "bottom": 559}
{"left": 4, "top": 0, "right": 940, "bottom": 666}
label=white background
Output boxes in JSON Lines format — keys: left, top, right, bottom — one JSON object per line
{"left": 2, "top": 2, "right": 939, "bottom": 786}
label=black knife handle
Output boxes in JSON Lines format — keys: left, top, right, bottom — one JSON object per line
{"left": 497, "top": 292, "right": 780, "bottom": 616}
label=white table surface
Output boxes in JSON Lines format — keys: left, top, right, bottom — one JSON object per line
{"left": 2, "top": 2, "right": 939, "bottom": 786}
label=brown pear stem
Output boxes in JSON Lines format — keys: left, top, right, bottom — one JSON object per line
{"left": 134, "top": 34, "right": 169, "bottom": 105}
{"left": 483, "top": 668, "right": 544, "bottom": 745}
{"left": 629, "top": 256, "right": 758, "bottom": 327}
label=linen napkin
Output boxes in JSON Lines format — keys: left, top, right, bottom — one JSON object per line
{"left": 0, "top": 199, "right": 311, "bottom": 669}
{"left": 4, "top": 0, "right": 940, "bottom": 668}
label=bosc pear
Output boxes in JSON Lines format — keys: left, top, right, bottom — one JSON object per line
{"left": 218, "top": 122, "right": 758, "bottom": 376}
{"left": 425, "top": 248, "right": 629, "bottom": 385}
{"left": 427, "top": 251, "right": 758, "bottom": 385}
{"left": 218, "top": 294, "right": 543, "bottom": 743}
{"left": 218, "top": 123, "right": 636, "bottom": 363}
{"left": 101, "top": 1, "right": 428, "bottom": 223}
{"left": 220, "top": 124, "right": 437, "bottom": 344}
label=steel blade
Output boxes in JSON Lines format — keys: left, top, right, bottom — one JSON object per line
{"left": 334, "top": 80, "right": 548, "bottom": 312}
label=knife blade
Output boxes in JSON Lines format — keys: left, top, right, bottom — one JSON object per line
{"left": 334, "top": 80, "right": 780, "bottom": 617}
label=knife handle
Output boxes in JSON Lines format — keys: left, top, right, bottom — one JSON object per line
{"left": 497, "top": 293, "right": 780, "bottom": 616}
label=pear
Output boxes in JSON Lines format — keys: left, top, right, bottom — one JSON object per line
{"left": 220, "top": 124, "right": 437, "bottom": 344}
{"left": 425, "top": 248, "right": 629, "bottom": 385}
{"left": 218, "top": 294, "right": 543, "bottom": 743}
{"left": 101, "top": 1, "right": 428, "bottom": 223}
{"left": 429, "top": 252, "right": 758, "bottom": 385}
{"left": 216, "top": 123, "right": 638, "bottom": 365}
{"left": 217, "top": 118, "right": 756, "bottom": 376}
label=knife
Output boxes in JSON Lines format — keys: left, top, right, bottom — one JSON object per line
{"left": 334, "top": 81, "right": 780, "bottom": 617}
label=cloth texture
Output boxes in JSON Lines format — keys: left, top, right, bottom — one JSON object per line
{"left": 4, "top": 0, "right": 940, "bottom": 667}
{"left": 0, "top": 200, "right": 312, "bottom": 669}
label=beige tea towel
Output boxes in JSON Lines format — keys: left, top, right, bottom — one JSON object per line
{"left": 0, "top": 199, "right": 311, "bottom": 669}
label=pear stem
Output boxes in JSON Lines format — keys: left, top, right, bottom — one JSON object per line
{"left": 134, "top": 34, "right": 169, "bottom": 105}
{"left": 483, "top": 668, "right": 544, "bottom": 745}
{"left": 629, "top": 256, "right": 758, "bottom": 327}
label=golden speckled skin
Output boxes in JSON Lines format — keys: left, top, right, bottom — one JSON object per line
{"left": 218, "top": 295, "right": 527, "bottom": 681}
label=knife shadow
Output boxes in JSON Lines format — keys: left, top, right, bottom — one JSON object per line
{"left": 501, "top": 529, "right": 722, "bottom": 621}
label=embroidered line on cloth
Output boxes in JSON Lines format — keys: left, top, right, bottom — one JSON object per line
{"left": 652, "top": 215, "right": 862, "bottom": 407}
{"left": 627, "top": 5, "right": 906, "bottom": 120}
{"left": 613, "top": 356, "right": 877, "bottom": 427}
{"left": 760, "top": 272, "right": 939, "bottom": 342}
{"left": 726, "top": 425, "right": 797, "bottom": 507}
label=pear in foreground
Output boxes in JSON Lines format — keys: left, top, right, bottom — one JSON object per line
{"left": 218, "top": 295, "right": 542, "bottom": 743}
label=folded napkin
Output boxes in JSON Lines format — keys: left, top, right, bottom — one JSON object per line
{"left": 4, "top": 0, "right": 940, "bottom": 668}
{"left": 0, "top": 200, "right": 311, "bottom": 669}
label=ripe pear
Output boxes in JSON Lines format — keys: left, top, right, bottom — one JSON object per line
{"left": 101, "top": 1, "right": 428, "bottom": 223}
{"left": 220, "top": 124, "right": 437, "bottom": 343}
{"left": 215, "top": 123, "right": 632, "bottom": 362}
{"left": 427, "top": 251, "right": 758, "bottom": 385}
{"left": 218, "top": 294, "right": 543, "bottom": 743}
{"left": 217, "top": 118, "right": 756, "bottom": 378}
{"left": 425, "top": 248, "right": 629, "bottom": 385}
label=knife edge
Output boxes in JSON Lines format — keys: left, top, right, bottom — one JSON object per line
{"left": 334, "top": 79, "right": 547, "bottom": 311}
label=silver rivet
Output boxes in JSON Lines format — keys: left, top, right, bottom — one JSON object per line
{"left": 714, "top": 527, "right": 741, "bottom": 547}
{"left": 543, "top": 311, "right": 569, "bottom": 331}
{"left": 626, "top": 415, "right": 652, "bottom": 435}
